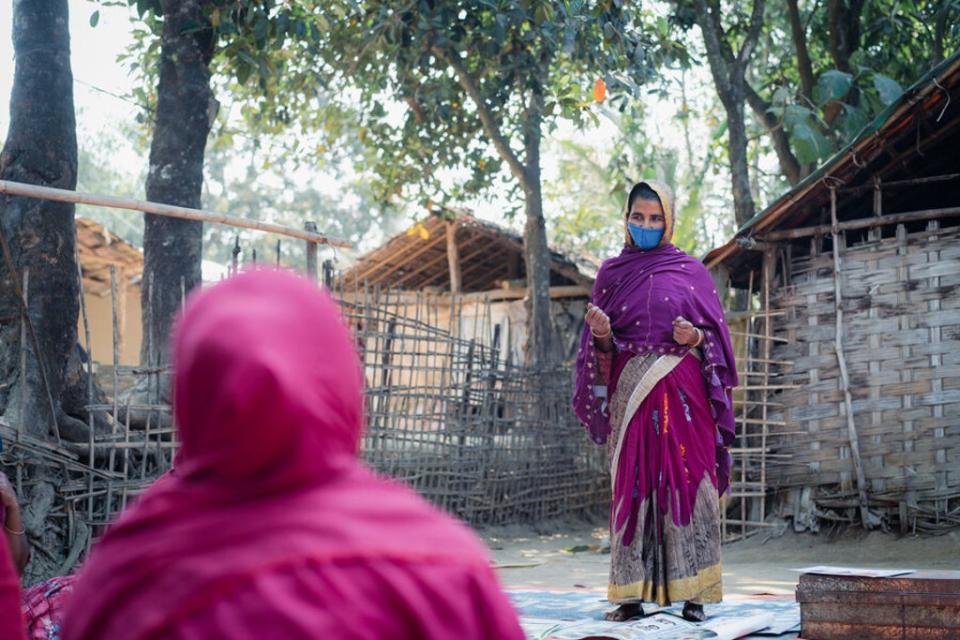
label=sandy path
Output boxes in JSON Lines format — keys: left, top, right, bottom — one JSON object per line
{"left": 486, "top": 522, "right": 960, "bottom": 597}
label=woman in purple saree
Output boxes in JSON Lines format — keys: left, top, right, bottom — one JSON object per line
{"left": 572, "top": 181, "right": 737, "bottom": 622}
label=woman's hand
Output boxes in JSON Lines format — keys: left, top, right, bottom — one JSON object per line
{"left": 0, "top": 472, "right": 18, "bottom": 514}
{"left": 0, "top": 470, "right": 29, "bottom": 575}
{"left": 585, "top": 303, "right": 611, "bottom": 337}
{"left": 586, "top": 303, "right": 614, "bottom": 352}
{"left": 673, "top": 316, "right": 702, "bottom": 347}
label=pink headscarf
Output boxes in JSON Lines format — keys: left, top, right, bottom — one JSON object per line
{"left": 65, "top": 269, "right": 523, "bottom": 639}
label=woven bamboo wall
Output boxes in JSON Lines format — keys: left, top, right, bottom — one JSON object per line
{"left": 771, "top": 222, "right": 960, "bottom": 530}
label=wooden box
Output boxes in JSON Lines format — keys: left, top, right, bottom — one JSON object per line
{"left": 796, "top": 570, "right": 960, "bottom": 639}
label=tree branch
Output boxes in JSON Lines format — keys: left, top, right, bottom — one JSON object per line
{"left": 745, "top": 83, "right": 804, "bottom": 185}
{"left": 430, "top": 45, "right": 527, "bottom": 187}
{"left": 827, "top": 0, "right": 863, "bottom": 72}
{"left": 694, "top": 0, "right": 733, "bottom": 98}
{"left": 786, "top": 0, "right": 815, "bottom": 101}
{"left": 735, "top": 0, "right": 766, "bottom": 70}
{"left": 522, "top": 85, "right": 543, "bottom": 177}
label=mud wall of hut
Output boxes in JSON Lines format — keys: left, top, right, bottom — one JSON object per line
{"left": 771, "top": 223, "right": 960, "bottom": 530}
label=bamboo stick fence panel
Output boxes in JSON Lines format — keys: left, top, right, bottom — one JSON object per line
{"left": 3, "top": 265, "right": 608, "bottom": 582}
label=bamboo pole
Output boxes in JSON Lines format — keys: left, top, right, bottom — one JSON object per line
{"left": 728, "top": 331, "right": 789, "bottom": 343}
{"left": 837, "top": 171, "right": 959, "bottom": 194}
{"left": 75, "top": 249, "right": 95, "bottom": 520}
{"left": 445, "top": 220, "right": 462, "bottom": 294}
{"left": 758, "top": 205, "right": 960, "bottom": 241}
{"left": 0, "top": 179, "right": 351, "bottom": 248}
{"left": 761, "top": 249, "right": 775, "bottom": 526}
{"left": 17, "top": 270, "right": 26, "bottom": 447}
{"left": 735, "top": 269, "right": 753, "bottom": 540}
{"left": 304, "top": 221, "right": 318, "bottom": 282}
{"left": 829, "top": 188, "right": 871, "bottom": 528}
{"left": 107, "top": 267, "right": 120, "bottom": 519}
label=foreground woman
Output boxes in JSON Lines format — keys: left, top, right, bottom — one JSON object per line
{"left": 65, "top": 269, "right": 524, "bottom": 640}
{"left": 0, "top": 507, "right": 25, "bottom": 640}
{"left": 572, "top": 181, "right": 737, "bottom": 622}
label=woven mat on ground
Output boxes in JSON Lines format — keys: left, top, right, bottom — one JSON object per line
{"left": 507, "top": 590, "right": 801, "bottom": 640}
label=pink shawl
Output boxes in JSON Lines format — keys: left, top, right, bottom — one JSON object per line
{"left": 0, "top": 506, "right": 26, "bottom": 640}
{"left": 64, "top": 269, "right": 523, "bottom": 639}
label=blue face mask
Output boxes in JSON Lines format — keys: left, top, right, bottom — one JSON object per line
{"left": 628, "top": 223, "right": 664, "bottom": 250}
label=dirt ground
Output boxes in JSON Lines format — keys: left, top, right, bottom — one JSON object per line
{"left": 485, "top": 520, "right": 960, "bottom": 597}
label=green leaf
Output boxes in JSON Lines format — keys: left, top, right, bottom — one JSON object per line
{"left": 784, "top": 104, "right": 813, "bottom": 128}
{"left": 839, "top": 104, "right": 869, "bottom": 141}
{"left": 791, "top": 122, "right": 831, "bottom": 164}
{"left": 813, "top": 70, "right": 852, "bottom": 105}
{"left": 90, "top": 10, "right": 100, "bottom": 28}
{"left": 236, "top": 62, "right": 253, "bottom": 86}
{"left": 873, "top": 73, "right": 903, "bottom": 106}
{"left": 771, "top": 86, "right": 791, "bottom": 105}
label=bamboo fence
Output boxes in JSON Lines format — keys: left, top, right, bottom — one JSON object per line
{"left": 1, "top": 261, "right": 608, "bottom": 582}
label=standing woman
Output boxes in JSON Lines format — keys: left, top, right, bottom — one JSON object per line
{"left": 572, "top": 181, "right": 737, "bottom": 622}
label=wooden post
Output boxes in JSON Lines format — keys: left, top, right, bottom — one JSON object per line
{"left": 322, "top": 259, "right": 335, "bottom": 290}
{"left": 231, "top": 235, "right": 240, "bottom": 276}
{"left": 445, "top": 220, "right": 461, "bottom": 294}
{"left": 506, "top": 251, "right": 522, "bottom": 281}
{"left": 760, "top": 250, "right": 776, "bottom": 527}
{"left": 829, "top": 187, "right": 872, "bottom": 529}
{"left": 17, "top": 269, "right": 27, "bottom": 446}
{"left": 75, "top": 252, "right": 94, "bottom": 518}
{"left": 304, "top": 221, "right": 318, "bottom": 282}
{"left": 736, "top": 269, "right": 753, "bottom": 541}
{"left": 869, "top": 176, "right": 882, "bottom": 241}
{"left": 108, "top": 266, "right": 120, "bottom": 517}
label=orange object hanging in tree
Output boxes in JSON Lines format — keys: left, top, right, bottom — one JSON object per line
{"left": 593, "top": 78, "right": 606, "bottom": 103}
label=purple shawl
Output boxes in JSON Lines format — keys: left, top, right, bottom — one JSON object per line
{"left": 572, "top": 243, "right": 738, "bottom": 494}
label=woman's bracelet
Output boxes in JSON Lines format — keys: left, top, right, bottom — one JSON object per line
{"left": 692, "top": 327, "right": 705, "bottom": 348}
{"left": 4, "top": 524, "right": 25, "bottom": 535}
{"left": 591, "top": 327, "right": 612, "bottom": 339}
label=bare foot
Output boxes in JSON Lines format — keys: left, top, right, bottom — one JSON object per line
{"left": 603, "top": 602, "right": 644, "bottom": 621}
{"left": 681, "top": 601, "right": 705, "bottom": 622}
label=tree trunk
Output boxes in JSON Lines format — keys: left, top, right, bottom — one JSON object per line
{"left": 0, "top": 0, "right": 79, "bottom": 439}
{"left": 430, "top": 45, "right": 555, "bottom": 367}
{"left": 823, "top": 0, "right": 864, "bottom": 126}
{"left": 724, "top": 94, "right": 757, "bottom": 227}
{"left": 786, "top": 0, "right": 815, "bottom": 101}
{"left": 826, "top": 0, "right": 863, "bottom": 73}
{"left": 141, "top": 0, "right": 215, "bottom": 375}
{"left": 521, "top": 90, "right": 554, "bottom": 369}
{"left": 695, "top": 0, "right": 764, "bottom": 228}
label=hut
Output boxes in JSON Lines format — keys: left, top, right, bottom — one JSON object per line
{"left": 706, "top": 53, "right": 960, "bottom": 534}
{"left": 76, "top": 218, "right": 231, "bottom": 367}
{"left": 339, "top": 209, "right": 596, "bottom": 367}
{"left": 335, "top": 210, "right": 608, "bottom": 525}
{"left": 76, "top": 217, "right": 143, "bottom": 366}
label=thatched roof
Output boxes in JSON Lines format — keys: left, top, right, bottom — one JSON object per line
{"left": 77, "top": 217, "right": 143, "bottom": 295}
{"left": 706, "top": 51, "right": 960, "bottom": 283}
{"left": 339, "top": 211, "right": 596, "bottom": 293}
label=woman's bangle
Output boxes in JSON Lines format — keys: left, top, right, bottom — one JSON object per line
{"left": 692, "top": 327, "right": 704, "bottom": 348}
{"left": 591, "top": 327, "right": 612, "bottom": 339}
{"left": 4, "top": 524, "right": 25, "bottom": 535}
